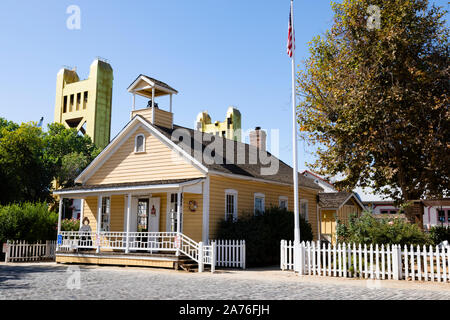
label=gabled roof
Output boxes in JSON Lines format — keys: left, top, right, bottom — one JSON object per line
{"left": 71, "top": 114, "right": 323, "bottom": 191}
{"left": 302, "top": 170, "right": 336, "bottom": 189}
{"left": 73, "top": 115, "right": 208, "bottom": 184}
{"left": 319, "top": 191, "right": 366, "bottom": 210}
{"left": 154, "top": 123, "right": 322, "bottom": 190}
{"left": 127, "top": 74, "right": 178, "bottom": 97}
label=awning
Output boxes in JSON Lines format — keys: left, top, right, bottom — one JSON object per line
{"left": 53, "top": 178, "right": 205, "bottom": 198}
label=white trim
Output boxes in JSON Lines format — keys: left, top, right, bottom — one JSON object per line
{"left": 127, "top": 75, "right": 178, "bottom": 95}
{"left": 254, "top": 193, "right": 265, "bottom": 215}
{"left": 209, "top": 170, "right": 321, "bottom": 192}
{"left": 134, "top": 134, "right": 146, "bottom": 153}
{"left": 73, "top": 117, "right": 208, "bottom": 184}
{"left": 53, "top": 179, "right": 205, "bottom": 196}
{"left": 225, "top": 189, "right": 238, "bottom": 221}
{"left": 74, "top": 119, "right": 141, "bottom": 183}
{"left": 279, "top": 196, "right": 288, "bottom": 210}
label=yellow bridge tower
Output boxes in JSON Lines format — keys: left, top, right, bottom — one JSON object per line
{"left": 54, "top": 58, "right": 113, "bottom": 148}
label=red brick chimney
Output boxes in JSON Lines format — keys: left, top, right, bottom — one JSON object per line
{"left": 249, "top": 127, "right": 266, "bottom": 151}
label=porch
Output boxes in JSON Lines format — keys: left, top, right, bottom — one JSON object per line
{"left": 54, "top": 178, "right": 213, "bottom": 272}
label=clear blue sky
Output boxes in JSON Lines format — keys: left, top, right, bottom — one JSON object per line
{"left": 0, "top": 0, "right": 447, "bottom": 178}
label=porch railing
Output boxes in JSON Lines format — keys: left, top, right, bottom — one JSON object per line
{"left": 56, "top": 231, "right": 215, "bottom": 272}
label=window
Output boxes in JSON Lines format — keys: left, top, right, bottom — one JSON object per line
{"left": 279, "top": 196, "right": 288, "bottom": 210}
{"left": 69, "top": 94, "right": 74, "bottom": 112}
{"left": 135, "top": 134, "right": 145, "bottom": 153}
{"left": 300, "top": 199, "right": 308, "bottom": 221}
{"left": 137, "top": 199, "right": 149, "bottom": 232}
{"left": 83, "top": 91, "right": 88, "bottom": 109}
{"left": 225, "top": 189, "right": 238, "bottom": 221}
{"left": 254, "top": 193, "right": 265, "bottom": 215}
{"left": 63, "top": 96, "right": 67, "bottom": 113}
{"left": 76, "top": 92, "right": 81, "bottom": 110}
{"left": 101, "top": 197, "right": 111, "bottom": 232}
{"left": 169, "top": 193, "right": 183, "bottom": 232}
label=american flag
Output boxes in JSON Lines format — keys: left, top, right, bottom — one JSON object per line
{"left": 287, "top": 6, "right": 295, "bottom": 57}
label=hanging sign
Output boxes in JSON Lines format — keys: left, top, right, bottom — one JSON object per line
{"left": 2, "top": 243, "right": 8, "bottom": 253}
{"left": 57, "top": 235, "right": 63, "bottom": 245}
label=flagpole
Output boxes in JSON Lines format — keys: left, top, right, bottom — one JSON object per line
{"left": 290, "top": 0, "right": 301, "bottom": 272}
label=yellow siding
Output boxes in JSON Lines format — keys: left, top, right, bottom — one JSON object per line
{"left": 337, "top": 199, "right": 362, "bottom": 225}
{"left": 131, "top": 108, "right": 173, "bottom": 129}
{"left": 110, "top": 195, "right": 125, "bottom": 231}
{"left": 86, "top": 128, "right": 205, "bottom": 185}
{"left": 83, "top": 196, "right": 98, "bottom": 232}
{"left": 208, "top": 175, "right": 320, "bottom": 240}
{"left": 182, "top": 193, "right": 203, "bottom": 242}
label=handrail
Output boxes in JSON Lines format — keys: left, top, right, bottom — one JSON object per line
{"left": 56, "top": 231, "right": 214, "bottom": 266}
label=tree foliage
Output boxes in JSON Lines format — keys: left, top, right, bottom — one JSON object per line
{"left": 0, "top": 119, "right": 101, "bottom": 205}
{"left": 216, "top": 207, "right": 313, "bottom": 267}
{"left": 336, "top": 212, "right": 431, "bottom": 246}
{"left": 297, "top": 0, "right": 449, "bottom": 214}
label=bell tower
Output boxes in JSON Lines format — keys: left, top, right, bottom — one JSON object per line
{"left": 54, "top": 58, "right": 113, "bottom": 149}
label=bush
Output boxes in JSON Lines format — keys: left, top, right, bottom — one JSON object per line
{"left": 336, "top": 211, "right": 431, "bottom": 246}
{"left": 215, "top": 206, "right": 313, "bottom": 267}
{"left": 60, "top": 218, "right": 80, "bottom": 231}
{"left": 0, "top": 202, "right": 58, "bottom": 243}
{"left": 429, "top": 226, "right": 450, "bottom": 245}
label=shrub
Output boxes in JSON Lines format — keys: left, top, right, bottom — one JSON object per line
{"left": 0, "top": 202, "right": 58, "bottom": 243}
{"left": 336, "top": 211, "right": 431, "bottom": 246}
{"left": 429, "top": 226, "right": 450, "bottom": 245}
{"left": 215, "top": 206, "right": 313, "bottom": 267}
{"left": 60, "top": 218, "right": 80, "bottom": 231}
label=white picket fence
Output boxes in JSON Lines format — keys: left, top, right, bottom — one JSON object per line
{"left": 281, "top": 240, "right": 450, "bottom": 282}
{"left": 4, "top": 240, "right": 57, "bottom": 263}
{"left": 214, "top": 240, "right": 246, "bottom": 269}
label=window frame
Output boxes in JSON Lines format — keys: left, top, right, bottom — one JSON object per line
{"left": 134, "top": 134, "right": 146, "bottom": 153}
{"left": 279, "top": 196, "right": 288, "bottom": 210}
{"left": 300, "top": 199, "right": 308, "bottom": 221}
{"left": 100, "top": 196, "right": 111, "bottom": 232}
{"left": 225, "top": 189, "right": 238, "bottom": 222}
{"left": 254, "top": 193, "right": 265, "bottom": 215}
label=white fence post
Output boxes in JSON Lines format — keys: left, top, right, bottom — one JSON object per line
{"left": 198, "top": 242, "right": 204, "bottom": 273}
{"left": 211, "top": 241, "right": 216, "bottom": 273}
{"left": 242, "top": 240, "right": 246, "bottom": 269}
{"left": 298, "top": 241, "right": 305, "bottom": 275}
{"left": 392, "top": 244, "right": 402, "bottom": 280}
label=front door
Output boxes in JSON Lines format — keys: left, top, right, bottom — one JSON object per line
{"left": 148, "top": 197, "right": 160, "bottom": 251}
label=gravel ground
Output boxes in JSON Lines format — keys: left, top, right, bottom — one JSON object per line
{"left": 0, "top": 262, "right": 449, "bottom": 300}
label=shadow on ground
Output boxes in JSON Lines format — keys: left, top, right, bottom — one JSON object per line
{"left": 0, "top": 264, "right": 67, "bottom": 290}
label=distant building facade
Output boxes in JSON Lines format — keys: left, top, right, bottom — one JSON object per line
{"left": 196, "top": 107, "right": 242, "bottom": 142}
{"left": 54, "top": 58, "right": 113, "bottom": 149}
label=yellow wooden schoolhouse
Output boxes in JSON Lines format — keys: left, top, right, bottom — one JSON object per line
{"left": 54, "top": 75, "right": 327, "bottom": 270}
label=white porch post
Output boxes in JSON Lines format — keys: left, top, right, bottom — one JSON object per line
{"left": 132, "top": 93, "right": 136, "bottom": 110}
{"left": 57, "top": 197, "right": 63, "bottom": 233}
{"left": 96, "top": 195, "right": 103, "bottom": 253}
{"left": 202, "top": 177, "right": 210, "bottom": 244}
{"left": 79, "top": 199, "right": 85, "bottom": 230}
{"left": 126, "top": 193, "right": 131, "bottom": 253}
{"left": 151, "top": 87, "right": 155, "bottom": 124}
{"left": 170, "top": 94, "right": 173, "bottom": 113}
{"left": 176, "top": 190, "right": 182, "bottom": 256}
{"left": 198, "top": 241, "right": 204, "bottom": 273}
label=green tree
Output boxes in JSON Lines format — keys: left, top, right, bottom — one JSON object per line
{"left": 297, "top": 0, "right": 449, "bottom": 222}
{"left": 0, "top": 122, "right": 50, "bottom": 205}
{"left": 42, "top": 123, "right": 101, "bottom": 189}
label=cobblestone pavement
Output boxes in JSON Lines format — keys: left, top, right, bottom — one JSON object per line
{"left": 0, "top": 263, "right": 449, "bottom": 300}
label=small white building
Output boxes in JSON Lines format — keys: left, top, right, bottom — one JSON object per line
{"left": 422, "top": 199, "right": 450, "bottom": 230}
{"left": 301, "top": 170, "right": 337, "bottom": 193}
